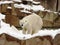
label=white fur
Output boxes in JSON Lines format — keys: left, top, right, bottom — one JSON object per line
{"left": 20, "top": 13, "right": 43, "bottom": 35}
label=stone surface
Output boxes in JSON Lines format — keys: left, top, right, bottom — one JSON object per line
{"left": 6, "top": 41, "right": 20, "bottom": 45}
{"left": 53, "top": 16, "right": 60, "bottom": 27}
{"left": 0, "top": 5, "right": 1, "bottom": 13}
{"left": 43, "top": 20, "right": 53, "bottom": 27}
{"left": 43, "top": 38, "right": 51, "bottom": 45}
{"left": 58, "top": 0, "right": 60, "bottom": 11}
{"left": 38, "top": 0, "right": 57, "bottom": 11}
{"left": 0, "top": 34, "right": 7, "bottom": 45}
{"left": 1, "top": 34, "right": 60, "bottom": 45}
{"left": 1, "top": 4, "right": 7, "bottom": 13}
{"left": 0, "top": 34, "right": 21, "bottom": 45}
{"left": 53, "top": 34, "right": 60, "bottom": 45}
{"left": 26, "top": 37, "right": 43, "bottom": 45}
{"left": 43, "top": 12, "right": 58, "bottom": 22}
{"left": 5, "top": 13, "right": 20, "bottom": 27}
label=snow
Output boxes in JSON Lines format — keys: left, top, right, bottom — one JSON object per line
{"left": 20, "top": 9, "right": 31, "bottom": 13}
{"left": 26, "top": 0, "right": 33, "bottom": 1}
{"left": 14, "top": 4, "right": 21, "bottom": 8}
{"left": 0, "top": 21, "right": 60, "bottom": 40}
{"left": 25, "top": 0, "right": 40, "bottom": 4}
{"left": 7, "top": 6, "right": 12, "bottom": 9}
{"left": 14, "top": 4, "right": 59, "bottom": 14}
{"left": 54, "top": 12, "right": 58, "bottom": 14}
{"left": 44, "top": 9, "right": 58, "bottom": 13}
{"left": 44, "top": 9, "right": 60, "bottom": 15}
{"left": 14, "top": 3, "right": 59, "bottom": 14}
{"left": 44, "top": 10, "right": 52, "bottom": 12}
{"left": 32, "top": 1, "right": 40, "bottom": 4}
{"left": 0, "top": 19, "right": 60, "bottom": 40}
{"left": 13, "top": 0, "right": 22, "bottom": 2}
{"left": 59, "top": 13, "right": 60, "bottom": 15}
{"left": 14, "top": 4, "right": 31, "bottom": 10}
{"left": 0, "top": 19, "right": 25, "bottom": 40}
{"left": 38, "top": 29, "right": 60, "bottom": 39}
{"left": 0, "top": 1, "right": 13, "bottom": 5}
{"left": 14, "top": 4, "right": 45, "bottom": 12}
{"left": 31, "top": 5, "right": 45, "bottom": 11}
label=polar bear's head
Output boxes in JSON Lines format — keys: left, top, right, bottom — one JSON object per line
{"left": 20, "top": 19, "right": 29, "bottom": 29}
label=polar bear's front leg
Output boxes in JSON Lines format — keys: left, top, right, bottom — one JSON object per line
{"left": 27, "top": 24, "right": 32, "bottom": 34}
{"left": 23, "top": 27, "right": 27, "bottom": 34}
{"left": 22, "top": 22, "right": 32, "bottom": 34}
{"left": 27, "top": 27, "right": 32, "bottom": 34}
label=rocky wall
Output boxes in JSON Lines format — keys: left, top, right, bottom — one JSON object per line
{"left": 0, "top": 33, "right": 60, "bottom": 45}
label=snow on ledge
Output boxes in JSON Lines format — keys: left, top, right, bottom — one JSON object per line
{"left": 14, "top": 4, "right": 31, "bottom": 10}
{"left": 0, "top": 1, "right": 13, "bottom": 5}
{"left": 32, "top": 1, "right": 40, "bottom": 4}
{"left": 14, "top": 4, "right": 45, "bottom": 11}
{"left": 31, "top": 5, "right": 45, "bottom": 11}
{"left": 0, "top": 21, "right": 60, "bottom": 40}
{"left": 44, "top": 9, "right": 60, "bottom": 15}
{"left": 26, "top": 0, "right": 40, "bottom": 4}
{"left": 20, "top": 10, "right": 31, "bottom": 13}
{"left": 13, "top": 0, "right": 22, "bottom": 2}
{"left": 26, "top": 0, "right": 33, "bottom": 1}
{"left": 7, "top": 6, "right": 12, "bottom": 9}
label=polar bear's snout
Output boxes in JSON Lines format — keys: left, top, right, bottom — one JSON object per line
{"left": 20, "top": 20, "right": 24, "bottom": 29}
{"left": 20, "top": 24, "right": 23, "bottom": 27}
{"left": 20, "top": 24, "right": 23, "bottom": 29}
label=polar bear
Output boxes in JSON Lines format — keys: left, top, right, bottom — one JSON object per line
{"left": 20, "top": 13, "right": 43, "bottom": 35}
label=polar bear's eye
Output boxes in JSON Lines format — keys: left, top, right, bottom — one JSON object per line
{"left": 25, "top": 20, "right": 27, "bottom": 22}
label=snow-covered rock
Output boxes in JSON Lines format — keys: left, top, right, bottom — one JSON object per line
{"left": 14, "top": 4, "right": 31, "bottom": 10}
{"left": 31, "top": 5, "right": 45, "bottom": 11}
{"left": 0, "top": 1, "right": 13, "bottom": 5}
{"left": 32, "top": 1, "right": 40, "bottom": 4}
{"left": 7, "top": 6, "right": 12, "bottom": 9}
{"left": 14, "top": 4, "right": 45, "bottom": 12}
{"left": 20, "top": 9, "right": 31, "bottom": 13}
{"left": 13, "top": 0, "right": 22, "bottom": 2}
{"left": 26, "top": 0, "right": 33, "bottom": 1}
{"left": 44, "top": 9, "right": 59, "bottom": 15}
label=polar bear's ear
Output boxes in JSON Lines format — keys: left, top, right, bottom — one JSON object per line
{"left": 20, "top": 20, "right": 23, "bottom": 23}
{"left": 32, "top": 13, "right": 36, "bottom": 15}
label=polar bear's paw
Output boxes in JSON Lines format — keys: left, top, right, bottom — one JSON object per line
{"left": 31, "top": 30, "right": 35, "bottom": 35}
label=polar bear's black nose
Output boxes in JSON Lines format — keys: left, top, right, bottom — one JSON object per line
{"left": 21, "top": 24, "right": 23, "bottom": 26}
{"left": 20, "top": 24, "right": 23, "bottom": 29}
